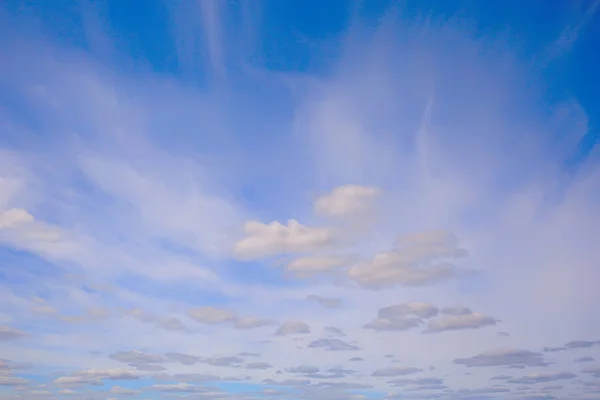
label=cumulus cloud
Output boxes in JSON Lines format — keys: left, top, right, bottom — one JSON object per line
{"left": 313, "top": 184, "right": 381, "bottom": 217}
{"left": 454, "top": 349, "right": 551, "bottom": 368}
{"left": 424, "top": 311, "right": 500, "bottom": 333}
{"left": 285, "top": 255, "right": 349, "bottom": 278}
{"left": 364, "top": 302, "right": 438, "bottom": 332}
{"left": 234, "top": 220, "right": 334, "bottom": 259}
{"left": 348, "top": 231, "right": 467, "bottom": 289}
{"left": 275, "top": 320, "right": 311, "bottom": 336}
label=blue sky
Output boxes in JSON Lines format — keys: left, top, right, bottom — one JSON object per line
{"left": 1, "top": 1, "right": 600, "bottom": 399}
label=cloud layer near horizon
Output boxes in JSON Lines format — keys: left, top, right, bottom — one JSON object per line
{"left": 1, "top": 1, "right": 599, "bottom": 399}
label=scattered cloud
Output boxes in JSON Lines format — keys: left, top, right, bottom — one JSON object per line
{"left": 275, "top": 321, "right": 311, "bottom": 336}
{"left": 234, "top": 220, "right": 334, "bottom": 260}
{"left": 313, "top": 185, "right": 381, "bottom": 217}
{"left": 454, "top": 349, "right": 551, "bottom": 368}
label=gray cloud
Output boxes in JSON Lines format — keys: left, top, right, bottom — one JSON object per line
{"left": 306, "top": 295, "right": 342, "bottom": 309}
{"left": 307, "top": 338, "right": 359, "bottom": 351}
{"left": 379, "top": 302, "right": 439, "bottom": 319}
{"left": 287, "top": 365, "right": 320, "bottom": 374}
{"left": 440, "top": 305, "right": 472, "bottom": 316}
{"left": 165, "top": 352, "right": 201, "bottom": 365}
{"left": 372, "top": 366, "right": 422, "bottom": 377}
{"left": 507, "top": 372, "right": 576, "bottom": 384}
{"left": 324, "top": 326, "right": 346, "bottom": 337}
{"left": 275, "top": 320, "right": 311, "bottom": 336}
{"left": 203, "top": 356, "right": 244, "bottom": 367}
{"left": 245, "top": 362, "right": 272, "bottom": 370}
{"left": 0, "top": 326, "right": 27, "bottom": 341}
{"left": 364, "top": 316, "right": 422, "bottom": 331}
{"left": 574, "top": 356, "right": 594, "bottom": 363}
{"left": 424, "top": 312, "right": 500, "bottom": 333}
{"left": 109, "top": 350, "right": 166, "bottom": 364}
{"left": 128, "top": 363, "right": 166, "bottom": 371}
{"left": 454, "top": 349, "right": 551, "bottom": 368}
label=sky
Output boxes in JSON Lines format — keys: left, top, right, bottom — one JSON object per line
{"left": 1, "top": 0, "right": 600, "bottom": 399}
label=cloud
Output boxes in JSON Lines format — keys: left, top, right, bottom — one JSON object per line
{"left": 307, "top": 338, "right": 359, "bottom": 351}
{"left": 306, "top": 295, "right": 342, "bottom": 309}
{"left": 574, "top": 356, "right": 594, "bottom": 363}
{"left": 285, "top": 256, "right": 349, "bottom": 277}
{"left": 164, "top": 352, "right": 201, "bottom": 365}
{"left": 454, "top": 349, "right": 551, "bottom": 368}
{"left": 287, "top": 365, "right": 320, "bottom": 374}
{"left": 507, "top": 372, "right": 577, "bottom": 384}
{"left": 324, "top": 326, "right": 346, "bottom": 337}
{"left": 348, "top": 230, "right": 467, "bottom": 289}
{"left": 246, "top": 362, "right": 273, "bottom": 370}
{"left": 187, "top": 306, "right": 235, "bottom": 324}
{"left": 371, "top": 367, "right": 422, "bottom": 377}
{"left": 378, "top": 302, "right": 439, "bottom": 319}
{"left": 233, "top": 220, "right": 334, "bottom": 260}
{"left": 275, "top": 320, "right": 311, "bottom": 336}
{"left": 109, "top": 351, "right": 166, "bottom": 364}
{"left": 313, "top": 184, "right": 381, "bottom": 217}
{"left": 0, "top": 326, "right": 27, "bottom": 340}
{"left": 424, "top": 311, "right": 500, "bottom": 333}
{"left": 363, "top": 302, "right": 439, "bottom": 332}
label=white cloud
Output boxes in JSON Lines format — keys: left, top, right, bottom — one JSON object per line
{"left": 286, "top": 255, "right": 349, "bottom": 277}
{"left": 314, "top": 184, "right": 381, "bottom": 217}
{"left": 347, "top": 230, "right": 467, "bottom": 289}
{"left": 425, "top": 311, "right": 500, "bottom": 333}
{"left": 234, "top": 220, "right": 334, "bottom": 260}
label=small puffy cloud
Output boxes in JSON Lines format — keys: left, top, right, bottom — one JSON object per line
{"left": 507, "top": 372, "right": 576, "bottom": 384}
{"left": 378, "top": 302, "right": 439, "bottom": 319}
{"left": 574, "top": 356, "right": 594, "bottom": 362}
{"left": 0, "top": 375, "right": 28, "bottom": 386}
{"left": 287, "top": 365, "right": 320, "bottom": 374}
{"left": 313, "top": 184, "right": 381, "bottom": 217}
{"left": 286, "top": 255, "right": 349, "bottom": 277}
{"left": 306, "top": 295, "right": 342, "bottom": 309}
{"left": 187, "top": 306, "right": 235, "bottom": 324}
{"left": 275, "top": 320, "right": 311, "bottom": 336}
{"left": 364, "top": 316, "right": 422, "bottom": 331}
{"left": 308, "top": 338, "right": 359, "bottom": 351}
{"left": 233, "top": 317, "right": 276, "bottom": 330}
{"left": 454, "top": 349, "right": 550, "bottom": 368}
{"left": 424, "top": 311, "right": 500, "bottom": 333}
{"left": 246, "top": 362, "right": 272, "bottom": 370}
{"left": 348, "top": 230, "right": 467, "bottom": 289}
{"left": 364, "top": 302, "right": 436, "bottom": 332}
{"left": 0, "top": 326, "right": 27, "bottom": 340}
{"left": 203, "top": 356, "right": 243, "bottom": 367}
{"left": 109, "top": 350, "right": 166, "bottom": 364}
{"left": 234, "top": 219, "right": 333, "bottom": 259}
{"left": 372, "top": 366, "right": 422, "bottom": 377}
